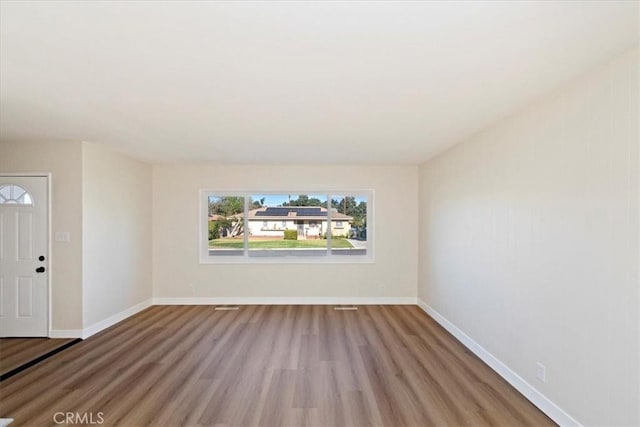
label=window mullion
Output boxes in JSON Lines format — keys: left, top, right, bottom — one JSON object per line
{"left": 327, "top": 194, "right": 332, "bottom": 257}
{"left": 243, "top": 194, "right": 249, "bottom": 256}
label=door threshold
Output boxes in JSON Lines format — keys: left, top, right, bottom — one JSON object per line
{"left": 0, "top": 338, "right": 82, "bottom": 382}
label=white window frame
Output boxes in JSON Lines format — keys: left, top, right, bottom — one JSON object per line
{"left": 199, "top": 189, "right": 374, "bottom": 264}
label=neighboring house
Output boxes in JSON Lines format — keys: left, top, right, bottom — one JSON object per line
{"left": 234, "top": 206, "right": 352, "bottom": 238}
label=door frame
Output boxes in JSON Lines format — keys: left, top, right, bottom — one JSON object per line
{"left": 0, "top": 172, "right": 52, "bottom": 337}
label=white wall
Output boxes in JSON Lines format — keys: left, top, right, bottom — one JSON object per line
{"left": 0, "top": 141, "right": 84, "bottom": 331}
{"left": 418, "top": 48, "right": 639, "bottom": 426}
{"left": 82, "top": 142, "right": 152, "bottom": 328}
{"left": 153, "top": 165, "right": 418, "bottom": 301}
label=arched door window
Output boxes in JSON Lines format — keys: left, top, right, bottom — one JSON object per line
{"left": 0, "top": 184, "right": 33, "bottom": 205}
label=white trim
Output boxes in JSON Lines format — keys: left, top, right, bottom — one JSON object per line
{"left": 199, "top": 255, "right": 375, "bottom": 265}
{"left": 45, "top": 297, "right": 582, "bottom": 427}
{"left": 153, "top": 297, "right": 417, "bottom": 305}
{"left": 49, "top": 329, "right": 83, "bottom": 339}
{"left": 81, "top": 298, "right": 153, "bottom": 339}
{"left": 416, "top": 299, "right": 582, "bottom": 427}
{"left": 51, "top": 297, "right": 414, "bottom": 338}
{"left": 47, "top": 174, "right": 52, "bottom": 338}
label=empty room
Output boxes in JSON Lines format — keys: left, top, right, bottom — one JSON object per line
{"left": 0, "top": 1, "right": 638, "bottom": 426}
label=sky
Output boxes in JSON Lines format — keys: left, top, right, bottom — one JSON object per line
{"left": 251, "top": 194, "right": 366, "bottom": 206}
{"left": 209, "top": 194, "right": 367, "bottom": 207}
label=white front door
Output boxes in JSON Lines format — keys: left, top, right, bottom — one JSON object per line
{"left": 0, "top": 176, "right": 48, "bottom": 337}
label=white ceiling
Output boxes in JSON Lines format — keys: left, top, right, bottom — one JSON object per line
{"left": 0, "top": 1, "right": 637, "bottom": 164}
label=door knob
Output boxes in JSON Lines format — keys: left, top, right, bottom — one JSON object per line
{"left": 35, "top": 266, "right": 45, "bottom": 273}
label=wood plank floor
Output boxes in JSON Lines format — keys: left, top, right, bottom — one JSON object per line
{"left": 0, "top": 306, "right": 555, "bottom": 426}
{"left": 0, "top": 338, "right": 74, "bottom": 378}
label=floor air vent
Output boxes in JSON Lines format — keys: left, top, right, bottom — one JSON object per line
{"left": 334, "top": 306, "right": 358, "bottom": 311}
{"left": 214, "top": 306, "right": 240, "bottom": 311}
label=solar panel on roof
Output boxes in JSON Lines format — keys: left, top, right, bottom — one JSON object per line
{"left": 255, "top": 207, "right": 289, "bottom": 216}
{"left": 255, "top": 207, "right": 325, "bottom": 216}
{"left": 297, "top": 208, "right": 323, "bottom": 216}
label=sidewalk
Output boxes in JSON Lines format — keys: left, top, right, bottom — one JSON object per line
{"left": 346, "top": 239, "right": 367, "bottom": 249}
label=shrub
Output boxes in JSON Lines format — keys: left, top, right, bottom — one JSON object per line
{"left": 283, "top": 229, "right": 298, "bottom": 240}
{"left": 322, "top": 233, "right": 347, "bottom": 239}
{"left": 209, "top": 221, "right": 219, "bottom": 240}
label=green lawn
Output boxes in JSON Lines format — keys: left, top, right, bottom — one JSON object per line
{"left": 209, "top": 238, "right": 353, "bottom": 249}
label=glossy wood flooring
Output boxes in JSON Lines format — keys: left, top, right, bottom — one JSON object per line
{"left": 0, "top": 338, "right": 74, "bottom": 378}
{"left": 0, "top": 306, "right": 555, "bottom": 426}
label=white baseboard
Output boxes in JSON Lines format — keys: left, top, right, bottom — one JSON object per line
{"left": 416, "top": 299, "right": 581, "bottom": 427}
{"left": 49, "top": 297, "right": 413, "bottom": 339}
{"left": 49, "top": 329, "right": 83, "bottom": 339}
{"left": 81, "top": 298, "right": 153, "bottom": 339}
{"left": 153, "top": 297, "right": 417, "bottom": 305}
{"left": 48, "top": 296, "right": 580, "bottom": 426}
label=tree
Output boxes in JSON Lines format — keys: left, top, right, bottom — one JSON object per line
{"left": 339, "top": 197, "right": 356, "bottom": 214}
{"left": 209, "top": 196, "right": 244, "bottom": 216}
{"left": 282, "top": 195, "right": 325, "bottom": 207}
{"left": 208, "top": 217, "right": 233, "bottom": 240}
{"left": 251, "top": 197, "right": 265, "bottom": 209}
{"left": 354, "top": 201, "right": 367, "bottom": 227}
{"left": 332, "top": 197, "right": 367, "bottom": 227}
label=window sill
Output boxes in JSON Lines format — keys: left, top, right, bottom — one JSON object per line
{"left": 200, "top": 251, "right": 373, "bottom": 264}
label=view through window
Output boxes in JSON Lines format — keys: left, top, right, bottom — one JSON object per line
{"left": 207, "top": 196, "right": 245, "bottom": 255}
{"left": 203, "top": 192, "right": 370, "bottom": 261}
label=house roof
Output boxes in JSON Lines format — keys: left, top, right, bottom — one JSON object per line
{"left": 235, "top": 206, "right": 352, "bottom": 221}
{"left": 208, "top": 214, "right": 226, "bottom": 221}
